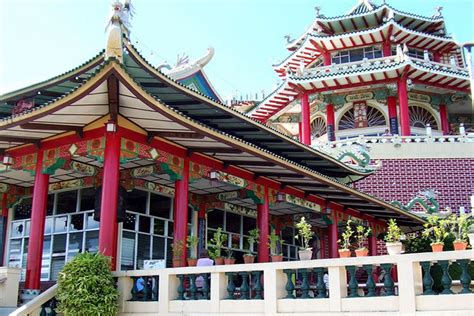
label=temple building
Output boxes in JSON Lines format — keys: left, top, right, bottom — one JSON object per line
{"left": 247, "top": 0, "right": 472, "bottom": 143}
{"left": 0, "top": 0, "right": 471, "bottom": 302}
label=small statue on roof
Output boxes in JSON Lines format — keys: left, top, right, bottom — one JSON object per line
{"left": 284, "top": 35, "right": 294, "bottom": 44}
{"left": 433, "top": 6, "right": 443, "bottom": 17}
{"left": 314, "top": 6, "right": 322, "bottom": 17}
{"left": 105, "top": 0, "right": 135, "bottom": 62}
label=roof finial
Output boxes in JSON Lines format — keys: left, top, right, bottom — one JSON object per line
{"left": 284, "top": 35, "right": 294, "bottom": 44}
{"left": 314, "top": 6, "right": 322, "bottom": 17}
{"left": 105, "top": 0, "right": 135, "bottom": 62}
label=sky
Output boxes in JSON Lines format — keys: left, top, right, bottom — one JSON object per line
{"left": 0, "top": 0, "right": 473, "bottom": 100}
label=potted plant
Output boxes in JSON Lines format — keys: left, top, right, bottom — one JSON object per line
{"left": 384, "top": 219, "right": 404, "bottom": 255}
{"left": 448, "top": 215, "right": 469, "bottom": 251}
{"left": 268, "top": 230, "right": 283, "bottom": 262}
{"left": 422, "top": 216, "right": 449, "bottom": 252}
{"left": 354, "top": 224, "right": 371, "bottom": 257}
{"left": 224, "top": 248, "right": 236, "bottom": 265}
{"left": 209, "top": 227, "right": 227, "bottom": 265}
{"left": 171, "top": 240, "right": 185, "bottom": 267}
{"left": 243, "top": 228, "right": 259, "bottom": 264}
{"left": 186, "top": 235, "right": 199, "bottom": 266}
{"left": 56, "top": 253, "right": 119, "bottom": 316}
{"left": 295, "top": 216, "right": 314, "bottom": 260}
{"left": 338, "top": 220, "right": 353, "bottom": 258}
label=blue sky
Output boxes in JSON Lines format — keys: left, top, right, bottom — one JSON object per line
{"left": 1, "top": 0, "right": 473, "bottom": 100}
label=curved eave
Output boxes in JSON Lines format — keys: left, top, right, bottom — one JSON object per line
{"left": 0, "top": 60, "right": 424, "bottom": 225}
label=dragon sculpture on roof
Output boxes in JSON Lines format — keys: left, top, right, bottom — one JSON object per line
{"left": 391, "top": 189, "right": 443, "bottom": 214}
{"left": 105, "top": 0, "right": 134, "bottom": 62}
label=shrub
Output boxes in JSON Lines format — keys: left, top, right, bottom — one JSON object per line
{"left": 384, "top": 219, "right": 404, "bottom": 243}
{"left": 56, "top": 252, "right": 119, "bottom": 316}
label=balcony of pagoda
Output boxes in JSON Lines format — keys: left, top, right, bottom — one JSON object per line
{"left": 11, "top": 250, "right": 474, "bottom": 316}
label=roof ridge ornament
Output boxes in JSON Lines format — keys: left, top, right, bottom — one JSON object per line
{"left": 433, "top": 6, "right": 443, "bottom": 18}
{"left": 105, "top": 0, "right": 134, "bottom": 63}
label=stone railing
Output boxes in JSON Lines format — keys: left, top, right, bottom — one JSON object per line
{"left": 0, "top": 267, "right": 21, "bottom": 308}
{"left": 9, "top": 284, "right": 58, "bottom": 316}
{"left": 113, "top": 250, "right": 473, "bottom": 315}
{"left": 8, "top": 250, "right": 473, "bottom": 315}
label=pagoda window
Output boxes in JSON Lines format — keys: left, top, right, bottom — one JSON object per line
{"left": 311, "top": 116, "right": 327, "bottom": 139}
{"left": 409, "top": 105, "right": 438, "bottom": 130}
{"left": 408, "top": 48, "right": 432, "bottom": 61}
{"left": 331, "top": 46, "right": 382, "bottom": 65}
{"left": 338, "top": 105, "right": 386, "bottom": 130}
{"left": 332, "top": 50, "right": 350, "bottom": 64}
{"left": 363, "top": 46, "right": 383, "bottom": 59}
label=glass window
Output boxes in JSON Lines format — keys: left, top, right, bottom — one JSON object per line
{"left": 242, "top": 216, "right": 256, "bottom": 235}
{"left": 69, "top": 214, "right": 84, "bottom": 231}
{"left": 41, "top": 236, "right": 51, "bottom": 280}
{"left": 152, "top": 236, "right": 165, "bottom": 260}
{"left": 136, "top": 234, "right": 150, "bottom": 269}
{"left": 8, "top": 239, "right": 22, "bottom": 268}
{"left": 282, "top": 227, "right": 294, "bottom": 245}
{"left": 153, "top": 219, "right": 165, "bottom": 236}
{"left": 56, "top": 190, "right": 78, "bottom": 214}
{"left": 10, "top": 222, "right": 24, "bottom": 238}
{"left": 149, "top": 194, "right": 171, "bottom": 219}
{"left": 225, "top": 212, "right": 241, "bottom": 234}
{"left": 67, "top": 232, "right": 83, "bottom": 261}
{"left": 85, "top": 231, "right": 99, "bottom": 253}
{"left": 349, "top": 48, "right": 364, "bottom": 62}
{"left": 138, "top": 216, "right": 151, "bottom": 233}
{"left": 46, "top": 194, "right": 54, "bottom": 216}
{"left": 24, "top": 220, "right": 30, "bottom": 236}
{"left": 80, "top": 188, "right": 96, "bottom": 212}
{"left": 44, "top": 217, "right": 53, "bottom": 234}
{"left": 51, "top": 256, "right": 65, "bottom": 280}
{"left": 121, "top": 231, "right": 135, "bottom": 270}
{"left": 85, "top": 212, "right": 99, "bottom": 230}
{"left": 13, "top": 198, "right": 31, "bottom": 220}
{"left": 168, "top": 222, "right": 174, "bottom": 237}
{"left": 52, "top": 234, "right": 67, "bottom": 255}
{"left": 123, "top": 212, "right": 136, "bottom": 231}
{"left": 126, "top": 190, "right": 147, "bottom": 214}
{"left": 207, "top": 209, "right": 224, "bottom": 229}
{"left": 54, "top": 216, "right": 68, "bottom": 233}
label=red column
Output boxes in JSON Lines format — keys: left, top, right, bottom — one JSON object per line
{"left": 173, "top": 157, "right": 190, "bottom": 267}
{"left": 397, "top": 76, "right": 411, "bottom": 136}
{"left": 326, "top": 104, "right": 336, "bottom": 141}
{"left": 319, "top": 229, "right": 326, "bottom": 259}
{"left": 257, "top": 187, "right": 269, "bottom": 263}
{"left": 197, "top": 203, "right": 206, "bottom": 257}
{"left": 369, "top": 224, "right": 377, "bottom": 256}
{"left": 298, "top": 122, "right": 303, "bottom": 142}
{"left": 323, "top": 51, "right": 331, "bottom": 66}
{"left": 25, "top": 150, "right": 50, "bottom": 292}
{"left": 387, "top": 96, "right": 399, "bottom": 135}
{"left": 301, "top": 93, "right": 311, "bottom": 145}
{"left": 328, "top": 207, "right": 339, "bottom": 258}
{"left": 439, "top": 104, "right": 450, "bottom": 135}
{"left": 433, "top": 52, "right": 441, "bottom": 63}
{"left": 98, "top": 128, "right": 121, "bottom": 270}
{"left": 1, "top": 193, "right": 8, "bottom": 266}
{"left": 383, "top": 41, "right": 392, "bottom": 57}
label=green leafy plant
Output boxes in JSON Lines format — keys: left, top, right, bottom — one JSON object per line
{"left": 245, "top": 228, "right": 259, "bottom": 256}
{"left": 384, "top": 219, "right": 404, "bottom": 243}
{"left": 208, "top": 227, "right": 227, "bottom": 258}
{"left": 355, "top": 224, "right": 371, "bottom": 250}
{"left": 422, "top": 216, "right": 449, "bottom": 245}
{"left": 186, "top": 235, "right": 199, "bottom": 259}
{"left": 338, "top": 220, "right": 354, "bottom": 250}
{"left": 448, "top": 215, "right": 469, "bottom": 242}
{"left": 268, "top": 230, "right": 282, "bottom": 256}
{"left": 295, "top": 216, "right": 314, "bottom": 250}
{"left": 56, "top": 252, "right": 119, "bottom": 316}
{"left": 225, "top": 248, "right": 234, "bottom": 259}
{"left": 171, "top": 240, "right": 185, "bottom": 259}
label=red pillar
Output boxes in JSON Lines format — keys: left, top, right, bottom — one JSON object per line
{"left": 369, "top": 224, "right": 377, "bottom": 256}
{"left": 257, "top": 187, "right": 270, "bottom": 263}
{"left": 387, "top": 96, "right": 399, "bottom": 135}
{"left": 433, "top": 52, "right": 441, "bottom": 63}
{"left": 397, "top": 76, "right": 411, "bottom": 136}
{"left": 197, "top": 203, "right": 206, "bottom": 257}
{"left": 383, "top": 41, "right": 392, "bottom": 57}
{"left": 173, "top": 158, "right": 190, "bottom": 267}
{"left": 98, "top": 128, "right": 121, "bottom": 270}
{"left": 323, "top": 51, "right": 331, "bottom": 66}
{"left": 326, "top": 104, "right": 336, "bottom": 141}
{"left": 298, "top": 122, "right": 303, "bottom": 142}
{"left": 25, "top": 150, "right": 50, "bottom": 292}
{"left": 301, "top": 93, "right": 311, "bottom": 145}
{"left": 328, "top": 207, "right": 339, "bottom": 258}
{"left": 439, "top": 104, "right": 450, "bottom": 135}
{"left": 1, "top": 193, "right": 8, "bottom": 266}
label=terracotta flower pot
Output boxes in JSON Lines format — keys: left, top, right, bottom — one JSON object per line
{"left": 453, "top": 240, "right": 468, "bottom": 251}
{"left": 271, "top": 255, "right": 283, "bottom": 262}
{"left": 224, "top": 258, "right": 236, "bottom": 265}
{"left": 338, "top": 249, "right": 351, "bottom": 258}
{"left": 243, "top": 255, "right": 255, "bottom": 264}
{"left": 172, "top": 258, "right": 184, "bottom": 267}
{"left": 214, "top": 257, "right": 224, "bottom": 265}
{"left": 298, "top": 249, "right": 313, "bottom": 260}
{"left": 187, "top": 258, "right": 198, "bottom": 266}
{"left": 355, "top": 248, "right": 369, "bottom": 257}
{"left": 431, "top": 243, "right": 444, "bottom": 252}
{"left": 385, "top": 242, "right": 403, "bottom": 255}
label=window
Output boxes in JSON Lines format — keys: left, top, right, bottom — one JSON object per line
{"left": 408, "top": 48, "right": 432, "bottom": 61}
{"left": 79, "top": 188, "right": 95, "bottom": 212}
{"left": 126, "top": 189, "right": 147, "bottom": 214}
{"left": 331, "top": 46, "right": 382, "bottom": 65}
{"left": 56, "top": 191, "right": 77, "bottom": 214}
{"left": 207, "top": 209, "right": 224, "bottom": 229}
{"left": 363, "top": 46, "right": 382, "bottom": 59}
{"left": 149, "top": 193, "right": 172, "bottom": 219}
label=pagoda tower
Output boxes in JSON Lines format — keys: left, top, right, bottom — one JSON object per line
{"left": 248, "top": 0, "right": 471, "bottom": 143}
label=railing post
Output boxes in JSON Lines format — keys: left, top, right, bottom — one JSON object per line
{"left": 210, "top": 272, "right": 225, "bottom": 313}
{"left": 263, "top": 267, "right": 285, "bottom": 314}
{"left": 158, "top": 272, "right": 175, "bottom": 314}
{"left": 116, "top": 276, "right": 133, "bottom": 313}
{"left": 328, "top": 266, "right": 346, "bottom": 312}
{"left": 397, "top": 258, "right": 417, "bottom": 314}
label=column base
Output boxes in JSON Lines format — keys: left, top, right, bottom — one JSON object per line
{"left": 21, "top": 289, "right": 41, "bottom": 304}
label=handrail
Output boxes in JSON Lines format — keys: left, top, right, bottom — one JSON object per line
{"left": 9, "top": 284, "right": 57, "bottom": 316}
